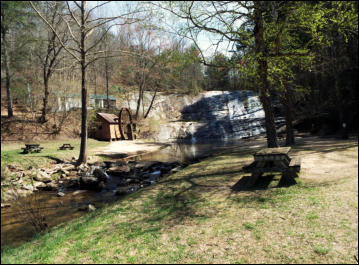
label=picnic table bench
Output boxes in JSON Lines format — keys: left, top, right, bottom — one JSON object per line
{"left": 58, "top": 143, "right": 74, "bottom": 150}
{"left": 242, "top": 147, "right": 301, "bottom": 188}
{"left": 21, "top": 144, "right": 44, "bottom": 154}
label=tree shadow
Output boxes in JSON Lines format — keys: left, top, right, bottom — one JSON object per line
{"left": 43, "top": 156, "right": 64, "bottom": 164}
{"left": 97, "top": 153, "right": 128, "bottom": 159}
{"left": 292, "top": 137, "right": 357, "bottom": 155}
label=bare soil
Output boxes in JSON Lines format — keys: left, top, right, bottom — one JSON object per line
{"left": 92, "top": 139, "right": 168, "bottom": 157}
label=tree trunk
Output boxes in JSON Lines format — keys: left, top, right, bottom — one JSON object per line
{"left": 254, "top": 1, "right": 278, "bottom": 148}
{"left": 77, "top": 1, "right": 88, "bottom": 165}
{"left": 105, "top": 52, "right": 109, "bottom": 109}
{"left": 135, "top": 86, "right": 143, "bottom": 120}
{"left": 1, "top": 30, "right": 13, "bottom": 118}
{"left": 40, "top": 73, "right": 49, "bottom": 123}
{"left": 281, "top": 87, "right": 295, "bottom": 146}
{"left": 144, "top": 88, "right": 157, "bottom": 119}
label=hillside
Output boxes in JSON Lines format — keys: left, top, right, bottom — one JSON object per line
{"left": 1, "top": 104, "right": 82, "bottom": 143}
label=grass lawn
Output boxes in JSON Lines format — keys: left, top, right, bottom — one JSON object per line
{"left": 1, "top": 137, "right": 358, "bottom": 263}
{"left": 1, "top": 138, "right": 109, "bottom": 172}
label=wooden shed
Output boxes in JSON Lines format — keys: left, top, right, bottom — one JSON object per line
{"left": 95, "top": 113, "right": 121, "bottom": 141}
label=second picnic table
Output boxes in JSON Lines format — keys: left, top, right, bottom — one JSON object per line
{"left": 58, "top": 143, "right": 74, "bottom": 150}
{"left": 243, "top": 147, "right": 301, "bottom": 187}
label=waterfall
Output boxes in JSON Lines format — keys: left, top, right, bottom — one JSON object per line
{"left": 219, "top": 124, "right": 228, "bottom": 142}
{"left": 190, "top": 123, "right": 196, "bottom": 144}
{"left": 190, "top": 144, "right": 196, "bottom": 159}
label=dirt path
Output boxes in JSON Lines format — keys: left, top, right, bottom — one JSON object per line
{"left": 92, "top": 140, "right": 169, "bottom": 157}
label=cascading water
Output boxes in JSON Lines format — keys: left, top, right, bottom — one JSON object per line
{"left": 219, "top": 124, "right": 228, "bottom": 142}
{"left": 189, "top": 123, "right": 197, "bottom": 158}
{"left": 189, "top": 123, "right": 197, "bottom": 144}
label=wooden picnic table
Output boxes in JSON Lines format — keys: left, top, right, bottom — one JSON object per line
{"left": 58, "top": 143, "right": 74, "bottom": 150}
{"left": 242, "top": 147, "right": 301, "bottom": 188}
{"left": 21, "top": 144, "right": 44, "bottom": 154}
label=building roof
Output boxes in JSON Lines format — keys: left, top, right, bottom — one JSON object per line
{"left": 90, "top": 94, "right": 116, "bottom": 100}
{"left": 97, "top": 113, "right": 119, "bottom": 124}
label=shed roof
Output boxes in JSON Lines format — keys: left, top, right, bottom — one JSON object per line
{"left": 97, "top": 113, "right": 119, "bottom": 124}
{"left": 91, "top": 94, "right": 116, "bottom": 100}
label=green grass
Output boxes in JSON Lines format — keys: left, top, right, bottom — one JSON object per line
{"left": 1, "top": 139, "right": 358, "bottom": 264}
{"left": 1, "top": 138, "right": 108, "bottom": 171}
{"left": 313, "top": 245, "right": 330, "bottom": 255}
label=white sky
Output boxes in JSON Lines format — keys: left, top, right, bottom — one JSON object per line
{"left": 85, "top": 1, "right": 236, "bottom": 58}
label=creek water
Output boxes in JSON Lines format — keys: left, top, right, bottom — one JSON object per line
{"left": 1, "top": 139, "right": 242, "bottom": 247}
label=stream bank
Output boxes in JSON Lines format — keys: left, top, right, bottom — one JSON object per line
{"left": 1, "top": 138, "right": 245, "bottom": 247}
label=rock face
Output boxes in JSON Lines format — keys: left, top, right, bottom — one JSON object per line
{"left": 117, "top": 90, "right": 284, "bottom": 142}
{"left": 181, "top": 91, "right": 266, "bottom": 140}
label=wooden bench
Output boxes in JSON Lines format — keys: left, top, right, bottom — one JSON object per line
{"left": 59, "top": 143, "right": 74, "bottom": 150}
{"left": 21, "top": 144, "right": 44, "bottom": 154}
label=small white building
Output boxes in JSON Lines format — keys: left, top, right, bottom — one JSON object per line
{"left": 51, "top": 93, "right": 117, "bottom": 112}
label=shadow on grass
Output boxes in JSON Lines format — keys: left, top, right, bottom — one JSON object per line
{"left": 43, "top": 156, "right": 65, "bottom": 164}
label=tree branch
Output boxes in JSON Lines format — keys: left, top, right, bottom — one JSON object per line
{"left": 30, "top": 1, "right": 81, "bottom": 62}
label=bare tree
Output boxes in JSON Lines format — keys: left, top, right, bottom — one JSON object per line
{"left": 116, "top": 23, "right": 180, "bottom": 120}
{"left": 30, "top": 1, "right": 143, "bottom": 164}
{"left": 34, "top": 2, "right": 68, "bottom": 123}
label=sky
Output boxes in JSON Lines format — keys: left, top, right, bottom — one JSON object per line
{"left": 85, "top": 1, "right": 236, "bottom": 58}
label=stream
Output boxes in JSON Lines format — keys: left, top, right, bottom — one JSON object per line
{"left": 1, "top": 139, "right": 242, "bottom": 247}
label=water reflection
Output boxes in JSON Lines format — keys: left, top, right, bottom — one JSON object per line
{"left": 133, "top": 138, "right": 242, "bottom": 163}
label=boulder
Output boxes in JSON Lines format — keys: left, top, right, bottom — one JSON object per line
{"left": 134, "top": 161, "right": 158, "bottom": 170}
{"left": 115, "top": 188, "right": 128, "bottom": 196}
{"left": 88, "top": 204, "right": 96, "bottom": 211}
{"left": 22, "top": 184, "right": 36, "bottom": 191}
{"left": 33, "top": 181, "right": 47, "bottom": 189}
{"left": 16, "top": 171, "right": 25, "bottom": 178}
{"left": 45, "top": 182, "right": 58, "bottom": 191}
{"left": 93, "top": 168, "right": 109, "bottom": 182}
{"left": 87, "top": 156, "right": 98, "bottom": 165}
{"left": 61, "top": 164, "right": 75, "bottom": 171}
{"left": 17, "top": 189, "right": 33, "bottom": 197}
{"left": 72, "top": 190, "right": 87, "bottom": 195}
{"left": 34, "top": 171, "right": 52, "bottom": 183}
{"left": 170, "top": 166, "right": 182, "bottom": 173}
{"left": 7, "top": 164, "right": 16, "bottom": 170}
{"left": 92, "top": 161, "right": 106, "bottom": 168}
{"left": 98, "top": 181, "right": 106, "bottom": 191}
{"left": 57, "top": 192, "right": 65, "bottom": 197}
{"left": 78, "top": 204, "right": 96, "bottom": 212}
{"left": 107, "top": 165, "right": 131, "bottom": 176}
{"left": 79, "top": 176, "right": 105, "bottom": 191}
